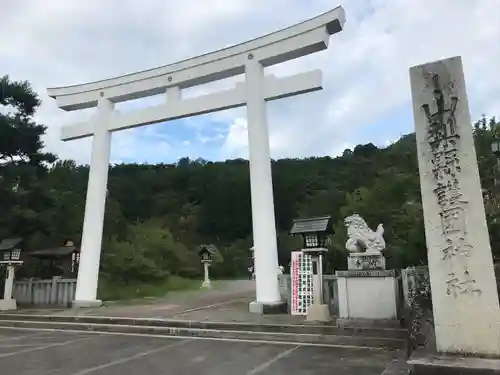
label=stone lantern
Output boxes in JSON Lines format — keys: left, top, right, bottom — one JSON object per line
{"left": 0, "top": 238, "right": 25, "bottom": 311}
{"left": 199, "top": 244, "right": 216, "bottom": 289}
{"left": 290, "top": 216, "right": 333, "bottom": 322}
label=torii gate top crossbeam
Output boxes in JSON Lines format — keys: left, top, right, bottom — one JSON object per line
{"left": 47, "top": 6, "right": 345, "bottom": 111}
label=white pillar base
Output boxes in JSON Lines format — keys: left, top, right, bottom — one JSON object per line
{"left": 306, "top": 303, "right": 331, "bottom": 322}
{"left": 0, "top": 299, "right": 17, "bottom": 311}
{"left": 249, "top": 300, "right": 287, "bottom": 314}
{"left": 201, "top": 280, "right": 212, "bottom": 289}
{"left": 72, "top": 299, "right": 102, "bottom": 309}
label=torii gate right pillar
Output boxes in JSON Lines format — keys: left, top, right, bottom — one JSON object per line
{"left": 245, "top": 57, "right": 282, "bottom": 312}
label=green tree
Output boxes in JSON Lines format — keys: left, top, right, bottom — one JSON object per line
{"left": 100, "top": 220, "right": 197, "bottom": 283}
{"left": 4, "top": 75, "right": 500, "bottom": 287}
{"left": 0, "top": 75, "right": 56, "bottom": 240}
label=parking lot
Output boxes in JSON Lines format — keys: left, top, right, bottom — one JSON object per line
{"left": 0, "top": 327, "right": 403, "bottom": 375}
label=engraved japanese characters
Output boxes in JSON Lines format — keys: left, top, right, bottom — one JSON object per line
{"left": 411, "top": 56, "right": 500, "bottom": 355}
{"left": 347, "top": 252, "right": 386, "bottom": 270}
{"left": 344, "top": 214, "right": 386, "bottom": 254}
{"left": 421, "top": 73, "right": 481, "bottom": 298}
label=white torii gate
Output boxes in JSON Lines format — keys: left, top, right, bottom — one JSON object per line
{"left": 48, "top": 6, "right": 346, "bottom": 311}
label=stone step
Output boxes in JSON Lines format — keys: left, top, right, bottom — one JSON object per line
{"left": 0, "top": 319, "right": 407, "bottom": 350}
{"left": 337, "top": 318, "right": 404, "bottom": 330}
{"left": 0, "top": 313, "right": 407, "bottom": 339}
{"left": 408, "top": 353, "right": 500, "bottom": 375}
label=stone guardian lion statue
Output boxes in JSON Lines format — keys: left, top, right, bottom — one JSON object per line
{"left": 344, "top": 214, "right": 385, "bottom": 254}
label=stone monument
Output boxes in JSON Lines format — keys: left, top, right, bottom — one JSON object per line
{"left": 408, "top": 56, "right": 500, "bottom": 367}
{"left": 336, "top": 214, "right": 398, "bottom": 321}
{"left": 344, "top": 214, "right": 386, "bottom": 270}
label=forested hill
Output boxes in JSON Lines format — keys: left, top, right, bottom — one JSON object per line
{"left": 2, "top": 76, "right": 500, "bottom": 284}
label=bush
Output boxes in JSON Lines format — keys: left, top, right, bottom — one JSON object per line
{"left": 97, "top": 275, "right": 199, "bottom": 301}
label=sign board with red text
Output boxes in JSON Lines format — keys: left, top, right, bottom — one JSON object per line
{"left": 290, "top": 251, "right": 313, "bottom": 315}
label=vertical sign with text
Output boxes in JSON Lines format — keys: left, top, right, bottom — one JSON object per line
{"left": 290, "top": 251, "right": 313, "bottom": 315}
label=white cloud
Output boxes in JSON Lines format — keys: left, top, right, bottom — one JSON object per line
{"left": 1, "top": 0, "right": 500, "bottom": 165}
{"left": 221, "top": 118, "right": 249, "bottom": 159}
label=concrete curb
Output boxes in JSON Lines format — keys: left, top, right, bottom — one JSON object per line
{"left": 0, "top": 313, "right": 407, "bottom": 339}
{"left": 409, "top": 353, "right": 500, "bottom": 375}
{"left": 0, "top": 319, "right": 406, "bottom": 350}
{"left": 381, "top": 359, "right": 411, "bottom": 375}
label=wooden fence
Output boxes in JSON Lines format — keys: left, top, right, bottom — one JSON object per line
{"left": 13, "top": 277, "right": 77, "bottom": 307}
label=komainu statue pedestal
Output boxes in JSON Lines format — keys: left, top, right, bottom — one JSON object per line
{"left": 336, "top": 269, "right": 398, "bottom": 320}
{"left": 336, "top": 214, "right": 398, "bottom": 321}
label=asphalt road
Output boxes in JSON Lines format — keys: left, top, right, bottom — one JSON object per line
{"left": 0, "top": 328, "right": 402, "bottom": 375}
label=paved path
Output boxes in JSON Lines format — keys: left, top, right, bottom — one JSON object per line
{"left": 12, "top": 280, "right": 258, "bottom": 319}
{"left": 6, "top": 279, "right": 307, "bottom": 325}
{"left": 0, "top": 328, "right": 404, "bottom": 375}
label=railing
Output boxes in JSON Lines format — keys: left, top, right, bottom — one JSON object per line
{"left": 13, "top": 277, "right": 77, "bottom": 307}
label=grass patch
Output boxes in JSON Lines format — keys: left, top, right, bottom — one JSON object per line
{"left": 97, "top": 276, "right": 202, "bottom": 302}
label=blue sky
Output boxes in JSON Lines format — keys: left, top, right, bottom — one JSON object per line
{"left": 2, "top": 0, "right": 500, "bottom": 165}
{"left": 114, "top": 117, "right": 231, "bottom": 164}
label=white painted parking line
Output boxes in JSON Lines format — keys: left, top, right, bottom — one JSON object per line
{"left": 246, "top": 346, "right": 299, "bottom": 375}
{"left": 66, "top": 339, "right": 191, "bottom": 375}
{"left": 0, "top": 335, "right": 94, "bottom": 358}
{"left": 0, "top": 331, "right": 45, "bottom": 343}
{"left": 0, "top": 343, "right": 48, "bottom": 348}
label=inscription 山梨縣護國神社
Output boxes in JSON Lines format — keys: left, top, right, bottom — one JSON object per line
{"left": 412, "top": 56, "right": 500, "bottom": 355}
{"left": 422, "top": 73, "right": 481, "bottom": 298}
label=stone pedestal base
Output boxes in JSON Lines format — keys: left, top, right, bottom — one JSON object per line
{"left": 249, "top": 300, "right": 287, "bottom": 315}
{"left": 0, "top": 299, "right": 17, "bottom": 311}
{"left": 409, "top": 353, "right": 500, "bottom": 374}
{"left": 201, "top": 280, "right": 212, "bottom": 289}
{"left": 336, "top": 270, "right": 398, "bottom": 320}
{"left": 72, "top": 299, "right": 102, "bottom": 309}
{"left": 306, "top": 303, "right": 331, "bottom": 322}
{"left": 347, "top": 252, "right": 386, "bottom": 270}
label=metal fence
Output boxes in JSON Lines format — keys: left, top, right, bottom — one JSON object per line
{"left": 13, "top": 277, "right": 77, "bottom": 307}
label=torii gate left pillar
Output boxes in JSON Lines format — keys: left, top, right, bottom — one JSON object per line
{"left": 47, "top": 6, "right": 345, "bottom": 311}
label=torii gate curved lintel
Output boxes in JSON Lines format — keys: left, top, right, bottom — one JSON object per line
{"left": 48, "top": 6, "right": 345, "bottom": 310}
